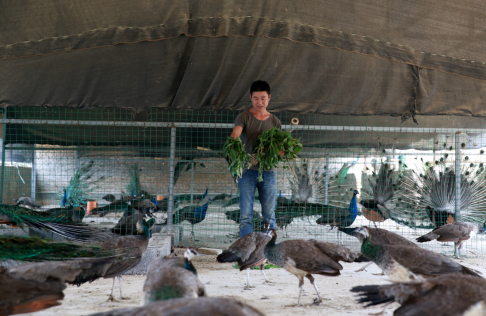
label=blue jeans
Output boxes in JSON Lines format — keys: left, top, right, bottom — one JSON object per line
{"left": 238, "top": 169, "right": 276, "bottom": 237}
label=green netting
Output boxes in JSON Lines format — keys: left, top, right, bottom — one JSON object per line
{"left": 1, "top": 106, "right": 486, "bottom": 258}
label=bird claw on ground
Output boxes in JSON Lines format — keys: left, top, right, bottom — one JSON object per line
{"left": 243, "top": 285, "right": 255, "bottom": 290}
{"left": 372, "top": 272, "right": 385, "bottom": 276}
{"left": 355, "top": 268, "right": 367, "bottom": 272}
{"left": 106, "top": 295, "right": 120, "bottom": 302}
{"left": 368, "top": 311, "right": 386, "bottom": 316}
{"left": 312, "top": 298, "right": 322, "bottom": 306}
{"left": 264, "top": 280, "right": 274, "bottom": 284}
{"left": 284, "top": 304, "right": 299, "bottom": 308}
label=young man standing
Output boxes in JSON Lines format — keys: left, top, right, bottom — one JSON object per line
{"left": 230, "top": 80, "right": 283, "bottom": 237}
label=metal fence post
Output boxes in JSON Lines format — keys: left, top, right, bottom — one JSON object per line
{"left": 0, "top": 109, "right": 7, "bottom": 204}
{"left": 454, "top": 132, "right": 461, "bottom": 222}
{"left": 190, "top": 161, "right": 194, "bottom": 205}
{"left": 167, "top": 126, "right": 176, "bottom": 233}
{"left": 324, "top": 156, "right": 330, "bottom": 205}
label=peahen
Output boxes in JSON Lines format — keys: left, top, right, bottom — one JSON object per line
{"left": 0, "top": 204, "right": 107, "bottom": 242}
{"left": 0, "top": 258, "right": 118, "bottom": 315}
{"left": 165, "top": 198, "right": 213, "bottom": 241}
{"left": 393, "top": 147, "right": 486, "bottom": 228}
{"left": 264, "top": 229, "right": 367, "bottom": 306}
{"left": 14, "top": 196, "right": 41, "bottom": 209}
{"left": 71, "top": 219, "right": 152, "bottom": 301}
{"left": 111, "top": 212, "right": 156, "bottom": 236}
{"left": 143, "top": 248, "right": 206, "bottom": 304}
{"left": 316, "top": 189, "right": 359, "bottom": 228}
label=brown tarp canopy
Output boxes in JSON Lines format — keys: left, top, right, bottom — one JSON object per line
{"left": 1, "top": 0, "right": 486, "bottom": 116}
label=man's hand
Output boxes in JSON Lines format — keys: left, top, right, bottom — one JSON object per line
{"left": 279, "top": 150, "right": 285, "bottom": 157}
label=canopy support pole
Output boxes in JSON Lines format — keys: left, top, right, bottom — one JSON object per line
{"left": 454, "top": 132, "right": 461, "bottom": 222}
{"left": 167, "top": 127, "right": 176, "bottom": 234}
{"left": 190, "top": 162, "right": 194, "bottom": 205}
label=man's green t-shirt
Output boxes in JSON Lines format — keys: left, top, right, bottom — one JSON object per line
{"left": 234, "top": 110, "right": 282, "bottom": 171}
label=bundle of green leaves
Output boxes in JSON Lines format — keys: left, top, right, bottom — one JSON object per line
{"left": 254, "top": 127, "right": 303, "bottom": 181}
{"left": 223, "top": 137, "right": 251, "bottom": 178}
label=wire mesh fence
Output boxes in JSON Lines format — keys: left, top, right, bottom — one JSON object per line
{"left": 1, "top": 106, "right": 486, "bottom": 257}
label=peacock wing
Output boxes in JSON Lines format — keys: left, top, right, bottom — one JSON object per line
{"left": 432, "top": 222, "right": 472, "bottom": 241}
{"left": 101, "top": 236, "right": 148, "bottom": 277}
{"left": 370, "top": 228, "right": 418, "bottom": 247}
{"left": 385, "top": 245, "right": 466, "bottom": 277}
{"left": 310, "top": 240, "right": 362, "bottom": 263}
{"left": 395, "top": 275, "right": 486, "bottom": 316}
{"left": 0, "top": 267, "right": 65, "bottom": 315}
{"left": 280, "top": 240, "right": 343, "bottom": 275}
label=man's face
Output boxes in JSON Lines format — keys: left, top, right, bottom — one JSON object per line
{"left": 250, "top": 91, "right": 271, "bottom": 111}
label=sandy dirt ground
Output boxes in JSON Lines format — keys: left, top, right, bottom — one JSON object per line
{"left": 24, "top": 248, "right": 486, "bottom": 316}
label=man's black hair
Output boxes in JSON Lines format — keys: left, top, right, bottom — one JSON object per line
{"left": 250, "top": 80, "right": 271, "bottom": 95}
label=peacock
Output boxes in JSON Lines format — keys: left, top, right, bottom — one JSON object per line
{"left": 393, "top": 144, "right": 486, "bottom": 228}
{"left": 165, "top": 198, "right": 213, "bottom": 241}
{"left": 224, "top": 209, "right": 265, "bottom": 232}
{"left": 0, "top": 204, "right": 108, "bottom": 242}
{"left": 360, "top": 156, "right": 405, "bottom": 224}
{"left": 111, "top": 213, "right": 156, "bottom": 235}
{"left": 58, "top": 160, "right": 105, "bottom": 209}
{"left": 173, "top": 187, "right": 208, "bottom": 204}
{"left": 289, "top": 158, "right": 358, "bottom": 205}
{"left": 316, "top": 189, "right": 359, "bottom": 228}
{"left": 124, "top": 164, "right": 142, "bottom": 198}
{"left": 0, "top": 235, "right": 122, "bottom": 262}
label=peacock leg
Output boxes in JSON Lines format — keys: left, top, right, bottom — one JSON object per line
{"left": 191, "top": 225, "right": 195, "bottom": 242}
{"left": 368, "top": 302, "right": 392, "bottom": 316}
{"left": 307, "top": 274, "right": 322, "bottom": 305}
{"left": 454, "top": 243, "right": 460, "bottom": 259}
{"left": 355, "top": 262, "right": 373, "bottom": 272}
{"left": 243, "top": 268, "right": 254, "bottom": 290}
{"left": 107, "top": 278, "right": 118, "bottom": 302}
{"left": 118, "top": 276, "right": 123, "bottom": 299}
{"left": 260, "top": 264, "right": 272, "bottom": 283}
{"left": 296, "top": 277, "right": 305, "bottom": 306}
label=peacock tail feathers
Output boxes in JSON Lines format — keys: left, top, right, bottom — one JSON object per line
{"left": 392, "top": 145, "right": 486, "bottom": 227}
{"left": 288, "top": 158, "right": 357, "bottom": 207}
{"left": 125, "top": 164, "right": 142, "bottom": 197}
{"left": 0, "top": 204, "right": 68, "bottom": 229}
{"left": 58, "top": 160, "right": 105, "bottom": 207}
{"left": 0, "top": 236, "right": 120, "bottom": 261}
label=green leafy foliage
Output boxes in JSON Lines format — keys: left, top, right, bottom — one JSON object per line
{"left": 254, "top": 127, "right": 303, "bottom": 181}
{"left": 223, "top": 137, "right": 251, "bottom": 178}
{"left": 232, "top": 263, "right": 281, "bottom": 269}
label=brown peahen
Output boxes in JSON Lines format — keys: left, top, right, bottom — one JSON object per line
{"left": 143, "top": 248, "right": 206, "bottom": 304}
{"left": 0, "top": 258, "right": 117, "bottom": 315}
{"left": 416, "top": 221, "right": 486, "bottom": 258}
{"left": 89, "top": 297, "right": 264, "bottom": 316}
{"left": 217, "top": 229, "right": 272, "bottom": 289}
{"left": 72, "top": 219, "right": 151, "bottom": 301}
{"left": 352, "top": 274, "right": 486, "bottom": 316}
{"left": 355, "top": 226, "right": 482, "bottom": 281}
{"left": 264, "top": 229, "right": 367, "bottom": 306}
